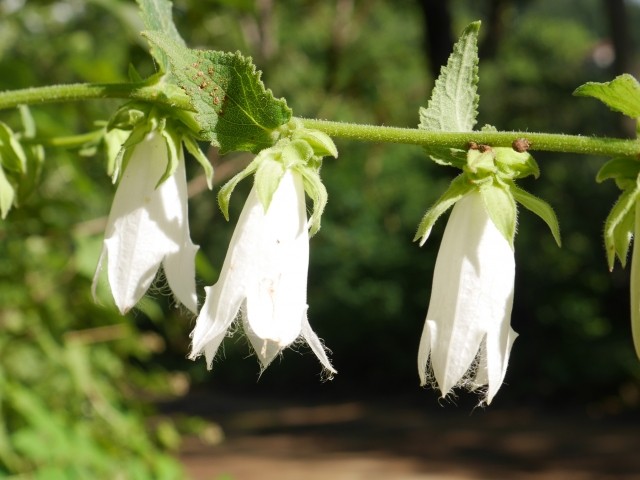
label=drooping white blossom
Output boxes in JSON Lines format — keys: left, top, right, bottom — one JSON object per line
{"left": 418, "top": 191, "right": 517, "bottom": 404}
{"left": 189, "top": 170, "right": 335, "bottom": 375}
{"left": 93, "top": 132, "right": 198, "bottom": 314}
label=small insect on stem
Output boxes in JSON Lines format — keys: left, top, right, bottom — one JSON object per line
{"left": 512, "top": 138, "right": 531, "bottom": 153}
{"left": 469, "top": 141, "right": 491, "bottom": 152}
{"left": 479, "top": 144, "right": 492, "bottom": 153}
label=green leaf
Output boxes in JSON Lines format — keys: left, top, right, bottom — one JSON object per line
{"left": 479, "top": 181, "right": 517, "bottom": 247}
{"left": 413, "top": 174, "right": 473, "bottom": 245}
{"left": 143, "top": 31, "right": 292, "bottom": 154}
{"left": 418, "top": 22, "right": 480, "bottom": 165}
{"left": 137, "top": 0, "right": 186, "bottom": 73}
{"left": 603, "top": 187, "right": 639, "bottom": 269}
{"left": 574, "top": 74, "right": 640, "bottom": 119}
{"left": 511, "top": 185, "right": 561, "bottom": 247}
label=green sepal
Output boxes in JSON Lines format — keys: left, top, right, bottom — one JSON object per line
{"left": 0, "top": 165, "right": 15, "bottom": 219}
{"left": 17, "top": 143, "right": 44, "bottom": 202}
{"left": 603, "top": 187, "right": 639, "bottom": 270}
{"left": 104, "top": 128, "right": 131, "bottom": 179}
{"left": 495, "top": 148, "right": 540, "bottom": 180}
{"left": 479, "top": 180, "right": 517, "bottom": 248}
{"left": 19, "top": 104, "right": 36, "bottom": 138}
{"left": 596, "top": 157, "right": 640, "bottom": 189}
{"left": 419, "top": 21, "right": 480, "bottom": 166}
{"left": 414, "top": 174, "right": 473, "bottom": 245}
{"left": 111, "top": 123, "right": 152, "bottom": 183}
{"left": 0, "top": 122, "right": 27, "bottom": 174}
{"left": 281, "top": 140, "right": 313, "bottom": 168}
{"left": 511, "top": 184, "right": 561, "bottom": 247}
{"left": 299, "top": 168, "right": 327, "bottom": 236}
{"left": 574, "top": 74, "right": 640, "bottom": 120}
{"left": 218, "top": 156, "right": 261, "bottom": 220}
{"left": 143, "top": 31, "right": 292, "bottom": 154}
{"left": 292, "top": 129, "right": 338, "bottom": 158}
{"left": 466, "top": 149, "right": 496, "bottom": 176}
{"left": 427, "top": 148, "right": 468, "bottom": 168}
{"left": 107, "top": 103, "right": 148, "bottom": 131}
{"left": 158, "top": 126, "right": 181, "bottom": 187}
{"left": 16, "top": 105, "right": 44, "bottom": 200}
{"left": 255, "top": 156, "right": 286, "bottom": 213}
{"left": 183, "top": 136, "right": 213, "bottom": 189}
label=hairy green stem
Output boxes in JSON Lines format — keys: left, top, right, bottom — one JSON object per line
{"left": 26, "top": 130, "right": 105, "bottom": 148}
{"left": 1, "top": 84, "right": 638, "bottom": 158}
{"left": 0, "top": 83, "right": 193, "bottom": 111}
{"left": 300, "top": 118, "right": 640, "bottom": 158}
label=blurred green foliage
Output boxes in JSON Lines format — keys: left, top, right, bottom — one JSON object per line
{"left": 1, "top": 0, "right": 640, "bottom": 476}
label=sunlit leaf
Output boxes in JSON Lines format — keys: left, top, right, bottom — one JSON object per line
{"left": 574, "top": 74, "right": 640, "bottom": 119}
{"left": 143, "top": 31, "right": 292, "bottom": 153}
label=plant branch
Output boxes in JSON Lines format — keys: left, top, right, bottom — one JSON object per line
{"left": 300, "top": 118, "right": 640, "bottom": 158}
{"left": 1, "top": 84, "right": 638, "bottom": 159}
{"left": 0, "top": 83, "right": 193, "bottom": 112}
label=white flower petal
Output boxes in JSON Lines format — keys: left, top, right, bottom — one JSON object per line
{"left": 161, "top": 154, "right": 199, "bottom": 313}
{"left": 301, "top": 314, "right": 337, "bottom": 376}
{"left": 163, "top": 238, "right": 199, "bottom": 313}
{"left": 418, "top": 191, "right": 516, "bottom": 403}
{"left": 189, "top": 170, "right": 333, "bottom": 373}
{"left": 244, "top": 170, "right": 308, "bottom": 345}
{"left": 189, "top": 284, "right": 241, "bottom": 369}
{"left": 94, "top": 133, "right": 197, "bottom": 314}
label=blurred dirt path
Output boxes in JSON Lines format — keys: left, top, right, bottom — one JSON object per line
{"left": 175, "top": 392, "right": 640, "bottom": 480}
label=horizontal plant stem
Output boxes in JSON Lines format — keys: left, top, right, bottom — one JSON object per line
{"left": 0, "top": 83, "right": 193, "bottom": 111}
{"left": 27, "top": 130, "right": 104, "bottom": 148}
{"left": 299, "top": 118, "right": 640, "bottom": 158}
{"left": 1, "top": 83, "right": 638, "bottom": 158}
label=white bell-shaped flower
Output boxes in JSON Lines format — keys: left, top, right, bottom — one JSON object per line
{"left": 93, "top": 132, "right": 198, "bottom": 314}
{"left": 418, "top": 191, "right": 517, "bottom": 404}
{"left": 189, "top": 170, "right": 335, "bottom": 375}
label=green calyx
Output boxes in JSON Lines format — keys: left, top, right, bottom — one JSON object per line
{"left": 0, "top": 106, "right": 44, "bottom": 219}
{"left": 106, "top": 104, "right": 213, "bottom": 188}
{"left": 218, "top": 122, "right": 337, "bottom": 236}
{"left": 597, "top": 157, "right": 640, "bottom": 270}
{"left": 415, "top": 145, "right": 560, "bottom": 248}
{"left": 414, "top": 21, "right": 559, "bottom": 249}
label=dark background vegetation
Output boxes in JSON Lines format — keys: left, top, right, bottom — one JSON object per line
{"left": 1, "top": 0, "right": 640, "bottom": 476}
